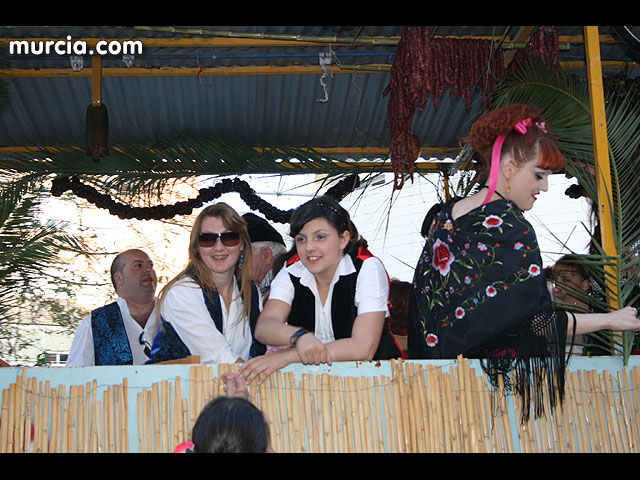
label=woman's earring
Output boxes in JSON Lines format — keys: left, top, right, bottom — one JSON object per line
{"left": 506, "top": 183, "right": 511, "bottom": 194}
{"left": 238, "top": 250, "right": 245, "bottom": 270}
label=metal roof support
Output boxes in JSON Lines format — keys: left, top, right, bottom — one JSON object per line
{"left": 584, "top": 25, "right": 618, "bottom": 310}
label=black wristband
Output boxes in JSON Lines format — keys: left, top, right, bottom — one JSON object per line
{"left": 289, "top": 328, "right": 310, "bottom": 347}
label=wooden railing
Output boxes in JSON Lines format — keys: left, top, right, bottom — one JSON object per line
{"left": 1, "top": 357, "right": 639, "bottom": 453}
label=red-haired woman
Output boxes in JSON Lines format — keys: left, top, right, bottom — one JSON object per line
{"left": 408, "top": 104, "right": 640, "bottom": 418}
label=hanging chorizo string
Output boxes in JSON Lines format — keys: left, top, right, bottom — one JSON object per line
{"left": 383, "top": 26, "right": 430, "bottom": 190}
{"left": 508, "top": 26, "right": 559, "bottom": 72}
{"left": 384, "top": 26, "right": 559, "bottom": 190}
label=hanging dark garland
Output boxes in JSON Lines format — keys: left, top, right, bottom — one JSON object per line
{"left": 50, "top": 174, "right": 360, "bottom": 224}
{"left": 508, "top": 26, "right": 560, "bottom": 73}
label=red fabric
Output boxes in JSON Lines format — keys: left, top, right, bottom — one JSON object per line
{"left": 173, "top": 440, "right": 195, "bottom": 453}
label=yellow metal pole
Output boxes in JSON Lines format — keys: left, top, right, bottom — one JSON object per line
{"left": 584, "top": 25, "right": 619, "bottom": 310}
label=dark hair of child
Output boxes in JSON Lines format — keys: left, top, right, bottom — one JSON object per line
{"left": 191, "top": 396, "right": 271, "bottom": 453}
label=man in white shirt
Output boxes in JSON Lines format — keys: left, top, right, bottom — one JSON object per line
{"left": 66, "top": 249, "right": 158, "bottom": 366}
{"left": 242, "top": 213, "right": 286, "bottom": 300}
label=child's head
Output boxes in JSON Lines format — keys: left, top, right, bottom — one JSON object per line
{"left": 191, "top": 396, "right": 271, "bottom": 453}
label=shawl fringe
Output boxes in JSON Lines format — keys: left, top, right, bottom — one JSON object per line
{"left": 469, "top": 309, "right": 569, "bottom": 423}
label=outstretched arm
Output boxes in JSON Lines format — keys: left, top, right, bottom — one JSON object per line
{"left": 570, "top": 306, "right": 640, "bottom": 335}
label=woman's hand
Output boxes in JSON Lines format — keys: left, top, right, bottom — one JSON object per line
{"left": 606, "top": 306, "right": 640, "bottom": 332}
{"left": 239, "top": 348, "right": 300, "bottom": 385}
{"left": 294, "top": 331, "right": 333, "bottom": 365}
{"left": 573, "top": 306, "right": 640, "bottom": 335}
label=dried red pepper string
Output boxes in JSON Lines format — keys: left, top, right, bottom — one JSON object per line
{"left": 385, "top": 26, "right": 558, "bottom": 190}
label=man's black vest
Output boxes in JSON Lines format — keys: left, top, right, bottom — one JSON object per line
{"left": 286, "top": 247, "right": 401, "bottom": 360}
{"left": 146, "top": 279, "right": 265, "bottom": 364}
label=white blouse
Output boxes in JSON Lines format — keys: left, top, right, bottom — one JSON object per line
{"left": 161, "top": 277, "right": 254, "bottom": 363}
{"left": 268, "top": 254, "right": 390, "bottom": 343}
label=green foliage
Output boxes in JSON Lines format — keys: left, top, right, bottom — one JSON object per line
{"left": 0, "top": 175, "right": 88, "bottom": 362}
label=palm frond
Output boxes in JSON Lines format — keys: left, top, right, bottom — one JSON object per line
{"left": 0, "top": 134, "right": 382, "bottom": 203}
{"left": 0, "top": 182, "right": 87, "bottom": 322}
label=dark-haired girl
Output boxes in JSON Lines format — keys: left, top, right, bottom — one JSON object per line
{"left": 240, "top": 196, "right": 401, "bottom": 383}
{"left": 175, "top": 373, "right": 274, "bottom": 453}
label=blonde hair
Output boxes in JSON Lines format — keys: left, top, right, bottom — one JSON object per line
{"left": 159, "top": 202, "right": 254, "bottom": 321}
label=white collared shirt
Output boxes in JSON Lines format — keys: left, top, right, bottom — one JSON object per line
{"left": 160, "top": 277, "right": 254, "bottom": 364}
{"left": 66, "top": 296, "right": 159, "bottom": 366}
{"left": 268, "top": 254, "right": 389, "bottom": 343}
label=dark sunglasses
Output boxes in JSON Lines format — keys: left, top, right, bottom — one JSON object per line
{"left": 198, "top": 231, "right": 241, "bottom": 248}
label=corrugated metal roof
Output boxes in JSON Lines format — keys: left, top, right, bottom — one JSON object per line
{"left": 1, "top": 26, "right": 638, "bottom": 164}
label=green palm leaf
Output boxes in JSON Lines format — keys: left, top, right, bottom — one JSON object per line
{"left": 0, "top": 134, "right": 381, "bottom": 205}
{"left": 0, "top": 180, "right": 87, "bottom": 324}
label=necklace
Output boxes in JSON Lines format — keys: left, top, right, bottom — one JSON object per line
{"left": 479, "top": 185, "right": 506, "bottom": 200}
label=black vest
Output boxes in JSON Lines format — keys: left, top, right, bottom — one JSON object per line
{"left": 286, "top": 248, "right": 401, "bottom": 360}
{"left": 147, "top": 278, "right": 265, "bottom": 364}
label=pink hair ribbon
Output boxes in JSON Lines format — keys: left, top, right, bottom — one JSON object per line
{"left": 513, "top": 118, "right": 533, "bottom": 134}
{"left": 480, "top": 134, "right": 506, "bottom": 206}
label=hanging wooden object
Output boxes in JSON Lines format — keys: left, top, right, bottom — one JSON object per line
{"left": 86, "top": 54, "right": 109, "bottom": 162}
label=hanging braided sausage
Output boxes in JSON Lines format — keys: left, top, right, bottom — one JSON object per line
{"left": 384, "top": 27, "right": 559, "bottom": 189}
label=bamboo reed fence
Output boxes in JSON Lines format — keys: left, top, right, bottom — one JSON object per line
{"left": 1, "top": 357, "right": 640, "bottom": 453}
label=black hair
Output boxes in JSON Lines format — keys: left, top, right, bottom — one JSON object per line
{"left": 288, "top": 195, "right": 360, "bottom": 253}
{"left": 421, "top": 203, "right": 444, "bottom": 239}
{"left": 191, "top": 396, "right": 270, "bottom": 453}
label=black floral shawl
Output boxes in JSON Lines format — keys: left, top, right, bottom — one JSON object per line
{"left": 409, "top": 199, "right": 570, "bottom": 420}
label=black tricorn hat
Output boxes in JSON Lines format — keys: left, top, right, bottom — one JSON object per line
{"left": 242, "top": 213, "right": 285, "bottom": 245}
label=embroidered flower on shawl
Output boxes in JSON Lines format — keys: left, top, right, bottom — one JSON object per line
{"left": 432, "top": 238, "right": 455, "bottom": 275}
{"left": 443, "top": 219, "right": 453, "bottom": 231}
{"left": 482, "top": 215, "right": 503, "bottom": 229}
{"left": 528, "top": 264, "right": 541, "bottom": 276}
{"left": 415, "top": 199, "right": 548, "bottom": 348}
{"left": 426, "top": 333, "right": 438, "bottom": 347}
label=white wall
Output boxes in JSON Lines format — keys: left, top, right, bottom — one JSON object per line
{"left": 229, "top": 171, "right": 592, "bottom": 282}
{"left": 341, "top": 172, "right": 593, "bottom": 282}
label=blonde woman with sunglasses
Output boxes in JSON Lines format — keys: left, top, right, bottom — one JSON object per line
{"left": 146, "top": 203, "right": 266, "bottom": 364}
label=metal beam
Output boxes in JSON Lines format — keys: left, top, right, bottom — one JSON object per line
{"left": 584, "top": 25, "right": 618, "bottom": 310}
{"left": 0, "top": 145, "right": 459, "bottom": 158}
{"left": 503, "top": 26, "right": 535, "bottom": 66}
{"left": 2, "top": 60, "right": 635, "bottom": 79}
{"left": 0, "top": 33, "right": 622, "bottom": 49}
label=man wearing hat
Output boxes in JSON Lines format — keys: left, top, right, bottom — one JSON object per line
{"left": 242, "top": 213, "right": 287, "bottom": 302}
